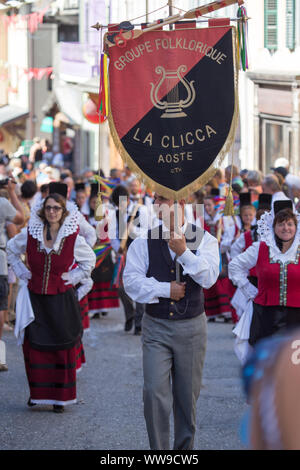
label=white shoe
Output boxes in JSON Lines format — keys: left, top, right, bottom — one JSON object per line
{"left": 3, "top": 322, "right": 13, "bottom": 332}
{"left": 0, "top": 340, "right": 7, "bottom": 371}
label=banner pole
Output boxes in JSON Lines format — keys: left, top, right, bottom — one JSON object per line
{"left": 174, "top": 200, "right": 181, "bottom": 283}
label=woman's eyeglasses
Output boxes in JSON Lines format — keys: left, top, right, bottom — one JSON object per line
{"left": 45, "top": 205, "right": 63, "bottom": 213}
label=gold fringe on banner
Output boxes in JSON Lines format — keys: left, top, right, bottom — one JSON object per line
{"left": 223, "top": 185, "right": 235, "bottom": 216}
{"left": 108, "top": 27, "right": 240, "bottom": 201}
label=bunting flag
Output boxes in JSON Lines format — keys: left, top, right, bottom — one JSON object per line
{"left": 92, "top": 175, "right": 120, "bottom": 195}
{"left": 20, "top": 67, "right": 53, "bottom": 81}
{"left": 214, "top": 195, "right": 239, "bottom": 214}
{"left": 107, "top": 24, "right": 239, "bottom": 199}
{"left": 93, "top": 243, "right": 112, "bottom": 269}
{"left": 0, "top": 6, "right": 48, "bottom": 34}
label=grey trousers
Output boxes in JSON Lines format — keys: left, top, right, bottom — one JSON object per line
{"left": 142, "top": 312, "right": 207, "bottom": 450}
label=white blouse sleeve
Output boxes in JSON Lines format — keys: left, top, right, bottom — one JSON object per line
{"left": 78, "top": 212, "right": 97, "bottom": 248}
{"left": 63, "top": 234, "right": 96, "bottom": 286}
{"left": 230, "top": 233, "right": 245, "bottom": 259}
{"left": 123, "top": 237, "right": 170, "bottom": 304}
{"left": 6, "top": 228, "right": 32, "bottom": 280}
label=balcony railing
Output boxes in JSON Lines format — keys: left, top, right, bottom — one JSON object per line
{"left": 58, "top": 42, "right": 100, "bottom": 82}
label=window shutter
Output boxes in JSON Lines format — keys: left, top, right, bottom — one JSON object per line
{"left": 286, "top": 0, "right": 295, "bottom": 51}
{"left": 264, "top": 0, "right": 278, "bottom": 52}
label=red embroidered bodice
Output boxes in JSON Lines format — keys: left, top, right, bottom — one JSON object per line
{"left": 254, "top": 241, "right": 300, "bottom": 307}
{"left": 27, "top": 231, "right": 77, "bottom": 295}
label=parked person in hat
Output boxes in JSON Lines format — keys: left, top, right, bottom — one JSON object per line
{"left": 0, "top": 178, "right": 24, "bottom": 371}
{"left": 109, "top": 185, "right": 149, "bottom": 334}
{"left": 7, "top": 193, "right": 95, "bottom": 411}
{"left": 229, "top": 200, "right": 300, "bottom": 349}
{"left": 123, "top": 193, "right": 219, "bottom": 450}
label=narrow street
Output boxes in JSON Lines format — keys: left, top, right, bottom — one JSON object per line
{"left": 0, "top": 306, "right": 248, "bottom": 451}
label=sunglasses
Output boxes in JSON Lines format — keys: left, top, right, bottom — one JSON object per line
{"left": 45, "top": 205, "right": 63, "bottom": 213}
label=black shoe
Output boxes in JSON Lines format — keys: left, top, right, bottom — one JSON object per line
{"left": 92, "top": 313, "right": 100, "bottom": 319}
{"left": 53, "top": 405, "right": 64, "bottom": 413}
{"left": 134, "top": 327, "right": 142, "bottom": 336}
{"left": 124, "top": 317, "right": 134, "bottom": 332}
{"left": 27, "top": 398, "right": 36, "bottom": 407}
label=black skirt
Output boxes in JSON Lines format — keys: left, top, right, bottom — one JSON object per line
{"left": 26, "top": 288, "right": 83, "bottom": 351}
{"left": 249, "top": 303, "right": 300, "bottom": 346}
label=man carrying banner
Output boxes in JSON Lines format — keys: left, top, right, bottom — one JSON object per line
{"left": 123, "top": 194, "right": 219, "bottom": 450}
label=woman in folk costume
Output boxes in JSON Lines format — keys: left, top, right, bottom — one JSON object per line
{"left": 7, "top": 193, "right": 95, "bottom": 412}
{"left": 229, "top": 199, "right": 300, "bottom": 352}
{"left": 88, "top": 182, "right": 120, "bottom": 318}
{"left": 48, "top": 182, "right": 96, "bottom": 365}
{"left": 202, "top": 190, "right": 238, "bottom": 323}
{"left": 230, "top": 193, "right": 272, "bottom": 320}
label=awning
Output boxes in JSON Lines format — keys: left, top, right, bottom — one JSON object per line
{"left": 42, "top": 85, "right": 83, "bottom": 126}
{"left": 77, "top": 76, "right": 99, "bottom": 94}
{"left": 0, "top": 105, "right": 29, "bottom": 127}
{"left": 54, "top": 85, "right": 83, "bottom": 126}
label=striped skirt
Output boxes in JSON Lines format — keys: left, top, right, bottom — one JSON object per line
{"left": 204, "top": 277, "right": 238, "bottom": 322}
{"left": 88, "top": 281, "right": 119, "bottom": 315}
{"left": 23, "top": 337, "right": 77, "bottom": 406}
{"left": 79, "top": 294, "right": 90, "bottom": 331}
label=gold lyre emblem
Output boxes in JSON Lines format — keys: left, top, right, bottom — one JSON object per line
{"left": 150, "top": 65, "right": 196, "bottom": 118}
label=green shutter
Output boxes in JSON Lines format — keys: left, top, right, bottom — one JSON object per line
{"left": 264, "top": 0, "right": 278, "bottom": 52}
{"left": 286, "top": 0, "right": 295, "bottom": 51}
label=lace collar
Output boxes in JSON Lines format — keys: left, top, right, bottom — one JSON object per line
{"left": 28, "top": 200, "right": 80, "bottom": 249}
{"left": 257, "top": 210, "right": 300, "bottom": 262}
